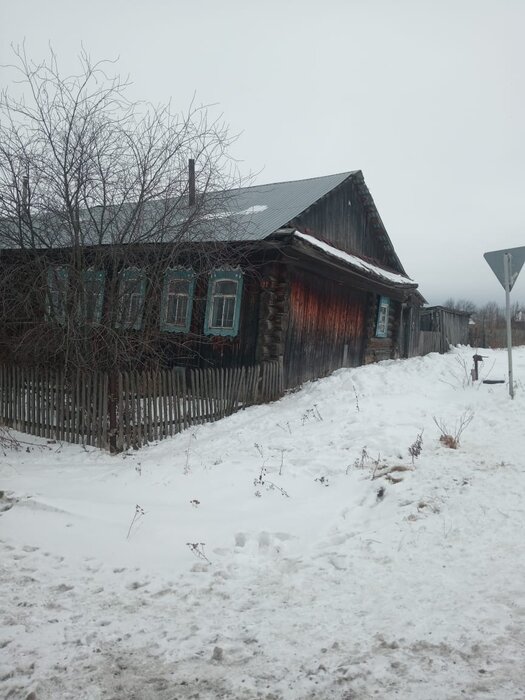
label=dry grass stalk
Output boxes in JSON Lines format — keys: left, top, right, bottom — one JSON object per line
{"left": 433, "top": 410, "right": 474, "bottom": 449}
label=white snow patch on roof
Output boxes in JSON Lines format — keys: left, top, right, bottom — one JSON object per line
{"left": 243, "top": 205, "right": 268, "bottom": 214}
{"left": 295, "top": 231, "right": 415, "bottom": 286}
{"left": 201, "top": 204, "right": 268, "bottom": 220}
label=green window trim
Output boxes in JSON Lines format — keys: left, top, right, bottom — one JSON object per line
{"left": 46, "top": 266, "right": 68, "bottom": 325}
{"left": 375, "top": 295, "right": 390, "bottom": 338}
{"left": 116, "top": 267, "right": 147, "bottom": 330}
{"left": 160, "top": 268, "right": 195, "bottom": 333}
{"left": 81, "top": 269, "right": 105, "bottom": 324}
{"left": 204, "top": 269, "right": 243, "bottom": 337}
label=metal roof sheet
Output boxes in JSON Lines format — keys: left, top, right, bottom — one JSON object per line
{"left": 0, "top": 171, "right": 357, "bottom": 250}
{"left": 198, "top": 171, "right": 357, "bottom": 242}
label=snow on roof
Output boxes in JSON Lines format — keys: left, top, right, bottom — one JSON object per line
{"left": 294, "top": 231, "right": 416, "bottom": 286}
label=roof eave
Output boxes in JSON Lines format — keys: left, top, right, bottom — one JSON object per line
{"left": 289, "top": 236, "right": 418, "bottom": 300}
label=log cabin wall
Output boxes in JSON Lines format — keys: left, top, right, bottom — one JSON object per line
{"left": 283, "top": 265, "right": 368, "bottom": 389}
{"left": 255, "top": 262, "right": 289, "bottom": 364}
{"left": 0, "top": 246, "right": 265, "bottom": 372}
{"left": 163, "top": 269, "right": 261, "bottom": 369}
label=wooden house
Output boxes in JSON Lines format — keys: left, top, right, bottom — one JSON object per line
{"left": 419, "top": 306, "right": 470, "bottom": 354}
{"left": 0, "top": 170, "right": 421, "bottom": 390}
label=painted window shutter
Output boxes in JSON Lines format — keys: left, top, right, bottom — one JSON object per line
{"left": 375, "top": 296, "right": 390, "bottom": 338}
{"left": 46, "top": 266, "right": 68, "bottom": 324}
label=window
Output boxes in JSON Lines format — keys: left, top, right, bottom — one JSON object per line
{"left": 204, "top": 269, "right": 243, "bottom": 337}
{"left": 117, "top": 268, "right": 146, "bottom": 330}
{"left": 46, "top": 266, "right": 68, "bottom": 324}
{"left": 160, "top": 269, "right": 195, "bottom": 333}
{"left": 81, "top": 269, "right": 105, "bottom": 324}
{"left": 375, "top": 295, "right": 390, "bottom": 338}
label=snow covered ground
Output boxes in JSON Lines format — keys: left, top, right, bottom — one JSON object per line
{"left": 1, "top": 347, "right": 525, "bottom": 699}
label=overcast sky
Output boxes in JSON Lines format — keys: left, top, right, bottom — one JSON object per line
{"left": 2, "top": 0, "right": 525, "bottom": 306}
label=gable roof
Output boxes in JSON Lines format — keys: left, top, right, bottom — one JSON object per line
{"left": 205, "top": 170, "right": 409, "bottom": 279}
{"left": 0, "top": 171, "right": 355, "bottom": 250}
{"left": 1, "top": 171, "right": 409, "bottom": 284}
{"left": 202, "top": 171, "right": 357, "bottom": 241}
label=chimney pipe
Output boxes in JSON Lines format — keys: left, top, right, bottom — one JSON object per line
{"left": 22, "top": 175, "right": 29, "bottom": 211}
{"left": 188, "top": 158, "right": 196, "bottom": 206}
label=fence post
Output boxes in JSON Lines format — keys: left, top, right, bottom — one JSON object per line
{"left": 108, "top": 373, "right": 118, "bottom": 454}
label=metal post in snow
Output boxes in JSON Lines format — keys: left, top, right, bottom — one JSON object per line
{"left": 484, "top": 245, "right": 525, "bottom": 398}
{"left": 503, "top": 252, "right": 514, "bottom": 399}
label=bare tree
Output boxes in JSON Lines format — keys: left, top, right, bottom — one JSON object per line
{"left": 0, "top": 46, "right": 247, "bottom": 373}
{"left": 443, "top": 298, "right": 477, "bottom": 314}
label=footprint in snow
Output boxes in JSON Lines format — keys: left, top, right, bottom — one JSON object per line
{"left": 274, "top": 532, "right": 293, "bottom": 541}
{"left": 258, "top": 531, "right": 271, "bottom": 549}
{"left": 234, "top": 532, "right": 246, "bottom": 547}
{"left": 126, "top": 581, "right": 149, "bottom": 590}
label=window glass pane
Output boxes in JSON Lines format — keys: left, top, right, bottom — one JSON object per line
{"left": 210, "top": 279, "right": 238, "bottom": 329}
{"left": 212, "top": 296, "right": 226, "bottom": 327}
{"left": 205, "top": 270, "right": 243, "bottom": 336}
{"left": 166, "top": 295, "right": 177, "bottom": 324}
{"left": 168, "top": 279, "right": 188, "bottom": 296}
{"left": 50, "top": 286, "right": 63, "bottom": 317}
{"left": 161, "top": 272, "right": 195, "bottom": 332}
{"left": 122, "top": 279, "right": 141, "bottom": 296}
{"left": 119, "top": 274, "right": 144, "bottom": 328}
{"left": 165, "top": 278, "right": 190, "bottom": 327}
{"left": 83, "top": 277, "right": 102, "bottom": 323}
{"left": 174, "top": 295, "right": 188, "bottom": 326}
{"left": 223, "top": 297, "right": 235, "bottom": 327}
{"left": 166, "top": 293, "right": 188, "bottom": 326}
{"left": 215, "top": 280, "right": 237, "bottom": 296}
{"left": 48, "top": 268, "right": 67, "bottom": 322}
{"left": 128, "top": 293, "right": 141, "bottom": 323}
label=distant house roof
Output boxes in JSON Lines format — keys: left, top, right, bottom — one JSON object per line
{"left": 421, "top": 306, "right": 472, "bottom": 317}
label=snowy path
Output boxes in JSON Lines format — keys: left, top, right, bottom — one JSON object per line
{"left": 1, "top": 347, "right": 525, "bottom": 699}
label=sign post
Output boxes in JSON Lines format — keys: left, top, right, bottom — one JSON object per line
{"left": 503, "top": 253, "right": 514, "bottom": 398}
{"left": 484, "top": 246, "right": 525, "bottom": 399}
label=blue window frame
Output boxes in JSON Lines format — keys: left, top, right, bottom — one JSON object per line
{"left": 204, "top": 269, "right": 243, "bottom": 337}
{"left": 160, "top": 269, "right": 195, "bottom": 333}
{"left": 46, "top": 266, "right": 68, "bottom": 324}
{"left": 116, "top": 268, "right": 146, "bottom": 330}
{"left": 81, "top": 269, "right": 105, "bottom": 324}
{"left": 375, "top": 295, "right": 390, "bottom": 338}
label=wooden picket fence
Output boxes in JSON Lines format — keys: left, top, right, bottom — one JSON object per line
{"left": 0, "top": 359, "right": 284, "bottom": 452}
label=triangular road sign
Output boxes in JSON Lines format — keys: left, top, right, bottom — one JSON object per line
{"left": 484, "top": 246, "right": 525, "bottom": 291}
